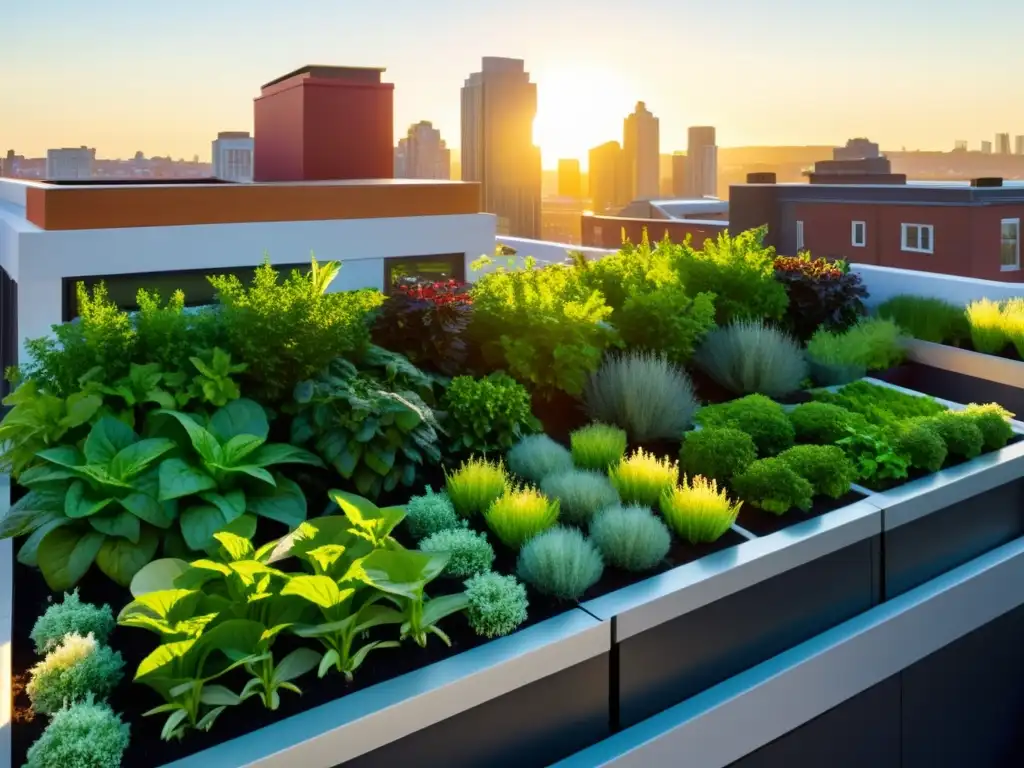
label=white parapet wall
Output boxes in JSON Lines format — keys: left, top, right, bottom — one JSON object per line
{"left": 488, "top": 236, "right": 616, "bottom": 272}
{"left": 853, "top": 264, "right": 1024, "bottom": 308}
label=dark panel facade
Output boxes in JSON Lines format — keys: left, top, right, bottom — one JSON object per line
{"left": 0, "top": 265, "right": 15, "bottom": 404}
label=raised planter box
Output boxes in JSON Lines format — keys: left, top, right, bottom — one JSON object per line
{"left": 553, "top": 535, "right": 1024, "bottom": 768}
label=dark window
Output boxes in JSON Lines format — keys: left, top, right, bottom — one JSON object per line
{"left": 0, "top": 265, "right": 16, "bottom": 404}
{"left": 61, "top": 263, "right": 309, "bottom": 322}
{"left": 384, "top": 254, "right": 465, "bottom": 294}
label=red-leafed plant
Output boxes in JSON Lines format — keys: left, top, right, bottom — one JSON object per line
{"left": 773, "top": 254, "right": 867, "bottom": 340}
{"left": 371, "top": 280, "right": 474, "bottom": 376}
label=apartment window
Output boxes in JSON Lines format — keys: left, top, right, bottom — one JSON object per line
{"left": 852, "top": 221, "right": 866, "bottom": 247}
{"left": 901, "top": 223, "right": 934, "bottom": 254}
{"left": 1001, "top": 218, "right": 1020, "bottom": 271}
{"left": 384, "top": 254, "right": 465, "bottom": 294}
{"left": 796, "top": 220, "right": 804, "bottom": 251}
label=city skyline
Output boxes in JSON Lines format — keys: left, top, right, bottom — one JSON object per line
{"left": 3, "top": 0, "right": 1024, "bottom": 168}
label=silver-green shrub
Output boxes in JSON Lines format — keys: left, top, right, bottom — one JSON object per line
{"left": 589, "top": 504, "right": 671, "bottom": 572}
{"left": 540, "top": 469, "right": 620, "bottom": 526}
{"left": 30, "top": 590, "right": 115, "bottom": 655}
{"left": 405, "top": 486, "right": 465, "bottom": 540}
{"left": 694, "top": 320, "right": 808, "bottom": 398}
{"left": 26, "top": 633, "right": 125, "bottom": 715}
{"left": 517, "top": 527, "right": 604, "bottom": 600}
{"left": 419, "top": 528, "right": 495, "bottom": 577}
{"left": 25, "top": 695, "right": 130, "bottom": 768}
{"left": 464, "top": 572, "right": 529, "bottom": 638}
{"left": 506, "top": 434, "right": 574, "bottom": 484}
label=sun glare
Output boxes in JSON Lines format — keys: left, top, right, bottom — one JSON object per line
{"left": 533, "top": 67, "right": 635, "bottom": 170}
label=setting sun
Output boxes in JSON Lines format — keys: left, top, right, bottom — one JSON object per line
{"left": 532, "top": 66, "right": 637, "bottom": 170}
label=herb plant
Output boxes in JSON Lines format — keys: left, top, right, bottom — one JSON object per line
{"left": 27, "top": 633, "right": 125, "bottom": 715}
{"left": 616, "top": 284, "right": 717, "bottom": 364}
{"left": 569, "top": 423, "right": 627, "bottom": 471}
{"left": 589, "top": 504, "right": 671, "bottom": 571}
{"left": 893, "top": 421, "right": 948, "bottom": 473}
{"left": 463, "top": 572, "right": 529, "bottom": 639}
{"left": 517, "top": 527, "right": 604, "bottom": 600}
{"left": 660, "top": 476, "right": 742, "bottom": 542}
{"left": 966, "top": 299, "right": 1007, "bottom": 354}
{"left": 419, "top": 528, "right": 495, "bottom": 578}
{"left": 506, "top": 434, "right": 575, "bottom": 484}
{"left": 836, "top": 427, "right": 911, "bottom": 485}
{"left": 24, "top": 696, "right": 130, "bottom": 768}
{"left": 679, "top": 427, "right": 758, "bottom": 485}
{"left": 876, "top": 295, "right": 969, "bottom": 345}
{"left": 30, "top": 590, "right": 115, "bottom": 654}
{"left": 788, "top": 402, "right": 864, "bottom": 444}
{"left": 732, "top": 458, "right": 814, "bottom": 515}
{"left": 608, "top": 449, "right": 680, "bottom": 507}
{"left": 961, "top": 403, "right": 1014, "bottom": 451}
{"left": 484, "top": 487, "right": 560, "bottom": 549}
{"left": 540, "top": 469, "right": 620, "bottom": 526}
{"left": 695, "top": 395, "right": 796, "bottom": 456}
{"left": 404, "top": 486, "right": 464, "bottom": 540}
{"left": 919, "top": 412, "right": 985, "bottom": 460}
{"left": 811, "top": 381, "right": 947, "bottom": 427}
{"left": 777, "top": 445, "right": 856, "bottom": 499}
{"left": 773, "top": 254, "right": 867, "bottom": 340}
{"left": 694, "top": 320, "right": 808, "bottom": 398}
{"left": 442, "top": 373, "right": 540, "bottom": 455}
{"left": 445, "top": 458, "right": 510, "bottom": 517}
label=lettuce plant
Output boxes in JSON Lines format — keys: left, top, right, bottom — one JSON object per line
{"left": 837, "top": 426, "right": 911, "bottom": 485}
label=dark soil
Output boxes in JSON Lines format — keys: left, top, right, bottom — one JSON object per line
{"left": 531, "top": 390, "right": 589, "bottom": 444}
{"left": 737, "top": 490, "right": 868, "bottom": 537}
{"left": 689, "top": 368, "right": 814, "bottom": 408}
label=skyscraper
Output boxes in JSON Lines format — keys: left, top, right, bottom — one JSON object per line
{"left": 685, "top": 127, "right": 718, "bottom": 198}
{"left": 623, "top": 102, "right": 660, "bottom": 201}
{"left": 395, "top": 121, "right": 450, "bottom": 179}
{"left": 557, "top": 158, "right": 582, "bottom": 199}
{"left": 589, "top": 141, "right": 628, "bottom": 215}
{"left": 981, "top": 140, "right": 993, "bottom": 154}
{"left": 1017, "top": 136, "right": 1024, "bottom": 156}
{"left": 996, "top": 133, "right": 1011, "bottom": 155}
{"left": 461, "top": 57, "right": 542, "bottom": 238}
{"left": 211, "top": 131, "right": 254, "bottom": 182}
{"left": 671, "top": 152, "right": 687, "bottom": 197}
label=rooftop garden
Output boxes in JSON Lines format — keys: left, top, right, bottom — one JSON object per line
{"left": 0, "top": 228, "right": 1019, "bottom": 767}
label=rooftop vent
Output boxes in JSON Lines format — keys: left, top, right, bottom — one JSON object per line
{"left": 971, "top": 177, "right": 1003, "bottom": 188}
{"left": 747, "top": 172, "right": 776, "bottom": 184}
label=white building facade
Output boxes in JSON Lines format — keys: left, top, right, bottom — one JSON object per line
{"left": 212, "top": 131, "right": 254, "bottom": 182}
{"left": 45, "top": 147, "right": 95, "bottom": 180}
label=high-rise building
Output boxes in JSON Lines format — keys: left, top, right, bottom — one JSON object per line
{"left": 659, "top": 154, "right": 673, "bottom": 197}
{"left": 834, "top": 138, "right": 881, "bottom": 161}
{"left": 685, "top": 127, "right": 718, "bottom": 198}
{"left": 211, "top": 131, "right": 254, "bottom": 182}
{"left": 981, "top": 140, "right": 993, "bottom": 154}
{"left": 45, "top": 146, "right": 95, "bottom": 180}
{"left": 996, "top": 133, "right": 1012, "bottom": 155}
{"left": 671, "top": 152, "right": 688, "bottom": 198}
{"left": 953, "top": 140, "right": 968, "bottom": 152}
{"left": 394, "top": 121, "right": 450, "bottom": 179}
{"left": 1017, "top": 136, "right": 1024, "bottom": 156}
{"left": 623, "top": 102, "right": 660, "bottom": 201}
{"left": 589, "top": 141, "right": 628, "bottom": 215}
{"left": 557, "top": 158, "right": 582, "bottom": 199}
{"left": 461, "top": 57, "right": 542, "bottom": 238}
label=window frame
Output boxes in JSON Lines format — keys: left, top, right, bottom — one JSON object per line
{"left": 383, "top": 253, "right": 466, "bottom": 295}
{"left": 900, "top": 223, "right": 934, "bottom": 254}
{"left": 795, "top": 220, "right": 804, "bottom": 251}
{"left": 851, "top": 220, "right": 866, "bottom": 248}
{"left": 1000, "top": 217, "right": 1020, "bottom": 272}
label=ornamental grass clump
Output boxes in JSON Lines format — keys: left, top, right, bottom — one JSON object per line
{"left": 732, "top": 458, "right": 814, "bottom": 516}
{"left": 961, "top": 403, "right": 1015, "bottom": 452}
{"left": 966, "top": 298, "right": 1008, "bottom": 354}
{"left": 695, "top": 394, "right": 796, "bottom": 456}
{"left": 506, "top": 434, "right": 575, "bottom": 485}
{"left": 608, "top": 449, "right": 680, "bottom": 507}
{"left": 679, "top": 427, "right": 757, "bottom": 486}
{"left": 540, "top": 469, "right": 620, "bottom": 526}
{"left": 589, "top": 504, "right": 671, "bottom": 572}
{"left": 693, "top": 319, "right": 808, "bottom": 398}
{"left": 876, "top": 294, "right": 969, "bottom": 345}
{"left": 404, "top": 486, "right": 465, "bottom": 540}
{"left": 463, "top": 572, "right": 529, "bottom": 639}
{"left": 419, "top": 528, "right": 495, "bottom": 578}
{"left": 777, "top": 445, "right": 856, "bottom": 499}
{"left": 484, "top": 486, "right": 560, "bottom": 549}
{"left": 30, "top": 590, "right": 115, "bottom": 655}
{"left": 660, "top": 476, "right": 742, "bottom": 544}
{"left": 26, "top": 633, "right": 125, "bottom": 715}
{"left": 445, "top": 458, "right": 510, "bottom": 518}
{"left": 583, "top": 351, "right": 698, "bottom": 442}
{"left": 24, "top": 695, "right": 130, "bottom": 768}
{"left": 517, "top": 527, "right": 605, "bottom": 600}
{"left": 570, "top": 423, "right": 628, "bottom": 471}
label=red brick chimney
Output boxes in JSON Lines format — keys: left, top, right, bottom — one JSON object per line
{"left": 253, "top": 65, "right": 394, "bottom": 182}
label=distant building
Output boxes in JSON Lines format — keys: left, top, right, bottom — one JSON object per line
{"left": 685, "top": 126, "right": 718, "bottom": 198}
{"left": 982, "top": 141, "right": 993, "bottom": 154}
{"left": 211, "top": 131, "right": 254, "bottom": 182}
{"left": 1016, "top": 136, "right": 1024, "bottom": 156}
{"left": 45, "top": 146, "right": 95, "bottom": 180}
{"left": 833, "top": 138, "right": 881, "bottom": 161}
{"left": 395, "top": 121, "right": 450, "bottom": 180}
{"left": 671, "top": 153, "right": 687, "bottom": 198}
{"left": 659, "top": 154, "right": 673, "bottom": 197}
{"left": 588, "top": 141, "right": 628, "bottom": 215}
{"left": 557, "top": 158, "right": 582, "bottom": 199}
{"left": 954, "top": 140, "right": 968, "bottom": 152}
{"left": 623, "top": 102, "right": 660, "bottom": 201}
{"left": 997, "top": 133, "right": 1012, "bottom": 155}
{"left": 461, "top": 57, "right": 542, "bottom": 238}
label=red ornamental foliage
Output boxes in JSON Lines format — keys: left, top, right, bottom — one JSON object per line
{"left": 772, "top": 256, "right": 844, "bottom": 280}
{"left": 398, "top": 280, "right": 473, "bottom": 306}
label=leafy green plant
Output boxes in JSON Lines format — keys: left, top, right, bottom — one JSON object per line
{"left": 419, "top": 528, "right": 495, "bottom": 578}
{"left": 156, "top": 398, "right": 323, "bottom": 552}
{"left": 695, "top": 395, "right": 796, "bottom": 456}
{"left": 809, "top": 317, "right": 907, "bottom": 374}
{"left": 608, "top": 449, "right": 679, "bottom": 507}
{"left": 918, "top": 412, "right": 985, "bottom": 460}
{"left": 463, "top": 572, "right": 529, "bottom": 639}
{"left": 133, "top": 288, "right": 223, "bottom": 376}
{"left": 589, "top": 504, "right": 671, "bottom": 571}
{"left": 773, "top": 254, "right": 867, "bottom": 340}
{"left": 209, "top": 258, "right": 383, "bottom": 404}
{"left": 291, "top": 356, "right": 441, "bottom": 499}
{"left": 694, "top": 320, "right": 808, "bottom": 398}
{"left": 445, "top": 458, "right": 510, "bottom": 518}
{"left": 404, "top": 486, "right": 464, "bottom": 540}
{"left": 583, "top": 351, "right": 698, "bottom": 442}
{"left": 732, "top": 458, "right": 814, "bottom": 515}
{"left": 24, "top": 695, "right": 130, "bottom": 768}
{"left": 506, "top": 434, "right": 575, "bottom": 484}
{"left": 966, "top": 298, "right": 1008, "bottom": 354}
{"left": 517, "top": 527, "right": 604, "bottom": 600}
{"left": 570, "top": 423, "right": 627, "bottom": 471}
{"left": 836, "top": 427, "right": 911, "bottom": 485}
{"left": 811, "top": 381, "right": 947, "bottom": 428}
{"left": 468, "top": 257, "right": 620, "bottom": 398}
{"left": 442, "top": 373, "right": 540, "bottom": 455}
{"left": 484, "top": 486, "right": 560, "bottom": 549}
{"left": 777, "top": 445, "right": 856, "bottom": 499}
{"left": 678, "top": 427, "right": 757, "bottom": 485}
{"left": 660, "top": 476, "right": 742, "bottom": 542}
{"left": 27, "top": 633, "right": 125, "bottom": 715}
{"left": 540, "top": 469, "right": 620, "bottom": 526}
{"left": 788, "top": 402, "right": 864, "bottom": 444}
{"left": 616, "top": 284, "right": 717, "bottom": 364}
{"left": 30, "top": 589, "right": 115, "bottom": 654}
{"left": 893, "top": 421, "right": 948, "bottom": 473}
{"left": 961, "top": 403, "right": 1015, "bottom": 451}
{"left": 327, "top": 490, "right": 408, "bottom": 549}
{"left": 876, "top": 295, "right": 969, "bottom": 345}
{"left": 573, "top": 233, "right": 676, "bottom": 311}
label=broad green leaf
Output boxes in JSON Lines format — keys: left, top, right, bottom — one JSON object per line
{"left": 394, "top": 409, "right": 422, "bottom": 431}
{"left": 89, "top": 509, "right": 142, "bottom": 543}
{"left": 65, "top": 481, "right": 114, "bottom": 519}
{"left": 348, "top": 640, "right": 400, "bottom": 673}
{"left": 84, "top": 417, "right": 138, "bottom": 464}
{"left": 61, "top": 392, "right": 103, "bottom": 428}
{"left": 247, "top": 477, "right": 306, "bottom": 528}
{"left": 318, "top": 649, "right": 339, "bottom": 678}
{"left": 328, "top": 490, "right": 381, "bottom": 527}
{"left": 18, "top": 464, "right": 77, "bottom": 487}
{"left": 247, "top": 444, "right": 325, "bottom": 469}
{"left": 213, "top": 531, "right": 254, "bottom": 562}
{"left": 280, "top": 575, "right": 351, "bottom": 610}
{"left": 356, "top": 548, "right": 446, "bottom": 598}
{"left": 159, "top": 708, "right": 189, "bottom": 741}
{"left": 220, "top": 464, "right": 276, "bottom": 486}
{"left": 154, "top": 410, "right": 223, "bottom": 465}
{"left": 0, "top": 488, "right": 65, "bottom": 538}
{"left": 136, "top": 638, "right": 197, "bottom": 681}
{"left": 159, "top": 458, "right": 217, "bottom": 501}
{"left": 363, "top": 447, "right": 396, "bottom": 476}
{"left": 130, "top": 558, "right": 192, "bottom": 597}
{"left": 195, "top": 619, "right": 266, "bottom": 662}
{"left": 37, "top": 445, "right": 84, "bottom": 470}
{"left": 422, "top": 592, "right": 470, "bottom": 627}
{"left": 354, "top": 603, "right": 405, "bottom": 633}
{"left": 37, "top": 526, "right": 106, "bottom": 590}
{"left": 272, "top": 648, "right": 320, "bottom": 684}
{"left": 196, "top": 706, "right": 228, "bottom": 732}
{"left": 16, "top": 517, "right": 72, "bottom": 567}
{"left": 207, "top": 514, "right": 257, "bottom": 554}
{"left": 119, "top": 588, "right": 205, "bottom": 625}
{"left": 109, "top": 438, "right": 175, "bottom": 480}
{"left": 119, "top": 492, "right": 177, "bottom": 529}
{"left": 180, "top": 504, "right": 230, "bottom": 551}
{"left": 208, "top": 399, "right": 269, "bottom": 443}
{"left": 199, "top": 490, "right": 246, "bottom": 520}
{"left": 222, "top": 434, "right": 265, "bottom": 465}
{"left": 200, "top": 684, "right": 242, "bottom": 706}
{"left": 293, "top": 381, "right": 314, "bottom": 405}
{"left": 95, "top": 527, "right": 160, "bottom": 586}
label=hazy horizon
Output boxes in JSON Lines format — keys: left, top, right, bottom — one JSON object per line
{"left": 3, "top": 0, "right": 1023, "bottom": 169}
